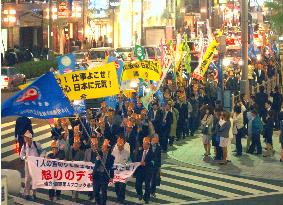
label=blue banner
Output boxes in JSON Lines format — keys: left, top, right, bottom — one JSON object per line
{"left": 156, "top": 90, "right": 165, "bottom": 106}
{"left": 105, "top": 95, "right": 117, "bottom": 109}
{"left": 73, "top": 100, "right": 86, "bottom": 115}
{"left": 107, "top": 56, "right": 123, "bottom": 85}
{"left": 1, "top": 72, "right": 75, "bottom": 119}
{"left": 58, "top": 53, "right": 76, "bottom": 74}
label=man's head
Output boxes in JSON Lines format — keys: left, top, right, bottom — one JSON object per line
{"left": 102, "top": 139, "right": 110, "bottom": 153}
{"left": 152, "top": 134, "right": 159, "bottom": 145}
{"left": 143, "top": 137, "right": 151, "bottom": 150}
{"left": 117, "top": 137, "right": 125, "bottom": 152}
{"left": 51, "top": 141, "right": 58, "bottom": 155}
{"left": 24, "top": 130, "right": 33, "bottom": 144}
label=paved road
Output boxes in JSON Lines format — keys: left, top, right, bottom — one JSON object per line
{"left": 1, "top": 91, "right": 283, "bottom": 205}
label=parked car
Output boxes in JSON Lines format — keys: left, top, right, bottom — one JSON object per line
{"left": 1, "top": 66, "right": 26, "bottom": 90}
{"left": 73, "top": 51, "right": 89, "bottom": 67}
{"left": 115, "top": 47, "right": 136, "bottom": 61}
{"left": 88, "top": 47, "right": 117, "bottom": 67}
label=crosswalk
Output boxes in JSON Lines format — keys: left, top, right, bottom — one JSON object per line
{"left": 2, "top": 121, "right": 283, "bottom": 205}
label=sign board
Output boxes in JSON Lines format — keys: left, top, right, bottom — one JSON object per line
{"left": 58, "top": 2, "right": 68, "bottom": 18}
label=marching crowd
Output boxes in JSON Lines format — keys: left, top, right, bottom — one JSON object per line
{"left": 15, "top": 50, "right": 283, "bottom": 204}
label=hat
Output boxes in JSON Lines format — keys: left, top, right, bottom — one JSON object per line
{"left": 51, "top": 141, "right": 58, "bottom": 148}
{"left": 143, "top": 137, "right": 151, "bottom": 144}
{"left": 74, "top": 135, "right": 81, "bottom": 144}
{"left": 117, "top": 137, "right": 125, "bottom": 146}
{"left": 24, "top": 130, "right": 32, "bottom": 139}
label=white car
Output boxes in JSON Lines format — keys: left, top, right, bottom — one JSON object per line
{"left": 88, "top": 47, "right": 117, "bottom": 68}
{"left": 1, "top": 66, "right": 26, "bottom": 90}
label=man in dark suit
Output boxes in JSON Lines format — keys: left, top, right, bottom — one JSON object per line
{"left": 160, "top": 102, "right": 173, "bottom": 152}
{"left": 148, "top": 102, "right": 163, "bottom": 137}
{"left": 255, "top": 86, "right": 268, "bottom": 118}
{"left": 92, "top": 139, "right": 115, "bottom": 205}
{"left": 271, "top": 86, "right": 283, "bottom": 129}
{"left": 150, "top": 135, "right": 161, "bottom": 198}
{"left": 175, "top": 95, "right": 188, "bottom": 140}
{"left": 104, "top": 116, "right": 121, "bottom": 147}
{"left": 134, "top": 137, "right": 153, "bottom": 204}
{"left": 15, "top": 116, "right": 34, "bottom": 156}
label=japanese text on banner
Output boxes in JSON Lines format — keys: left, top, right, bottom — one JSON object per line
{"left": 28, "top": 156, "right": 94, "bottom": 191}
{"left": 56, "top": 63, "right": 120, "bottom": 100}
{"left": 122, "top": 60, "right": 162, "bottom": 81}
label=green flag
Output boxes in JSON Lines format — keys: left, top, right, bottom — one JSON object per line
{"left": 183, "top": 34, "right": 191, "bottom": 74}
{"left": 134, "top": 45, "right": 145, "bottom": 61}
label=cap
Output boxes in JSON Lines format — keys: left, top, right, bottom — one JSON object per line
{"left": 74, "top": 135, "right": 81, "bottom": 144}
{"left": 24, "top": 130, "right": 32, "bottom": 139}
{"left": 51, "top": 141, "right": 58, "bottom": 148}
{"left": 143, "top": 137, "right": 151, "bottom": 144}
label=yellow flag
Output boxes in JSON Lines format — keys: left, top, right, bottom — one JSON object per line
{"left": 122, "top": 60, "right": 162, "bottom": 81}
{"left": 200, "top": 40, "right": 218, "bottom": 76}
{"left": 56, "top": 62, "right": 120, "bottom": 100}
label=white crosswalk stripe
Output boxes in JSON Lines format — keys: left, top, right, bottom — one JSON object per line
{"left": 2, "top": 121, "right": 283, "bottom": 205}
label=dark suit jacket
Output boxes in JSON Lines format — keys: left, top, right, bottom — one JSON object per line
{"left": 93, "top": 150, "right": 115, "bottom": 181}
{"left": 148, "top": 109, "right": 163, "bottom": 134}
{"left": 15, "top": 116, "right": 33, "bottom": 142}
{"left": 104, "top": 123, "right": 121, "bottom": 146}
{"left": 255, "top": 92, "right": 268, "bottom": 112}
{"left": 134, "top": 148, "right": 153, "bottom": 177}
{"left": 151, "top": 145, "right": 161, "bottom": 168}
{"left": 175, "top": 102, "right": 188, "bottom": 122}
{"left": 161, "top": 111, "right": 173, "bottom": 136}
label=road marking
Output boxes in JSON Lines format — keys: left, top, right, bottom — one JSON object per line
{"left": 1, "top": 124, "right": 37, "bottom": 140}
{"left": 1, "top": 125, "right": 50, "bottom": 147}
{"left": 173, "top": 166, "right": 283, "bottom": 192}
{"left": 1, "top": 121, "right": 16, "bottom": 128}
{"left": 160, "top": 175, "right": 240, "bottom": 198}
{"left": 163, "top": 169, "right": 266, "bottom": 195}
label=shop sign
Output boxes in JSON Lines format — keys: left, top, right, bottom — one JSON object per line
{"left": 58, "top": 2, "right": 68, "bottom": 18}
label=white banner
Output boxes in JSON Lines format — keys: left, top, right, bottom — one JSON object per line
{"left": 27, "top": 157, "right": 140, "bottom": 191}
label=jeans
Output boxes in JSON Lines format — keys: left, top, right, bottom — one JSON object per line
{"left": 248, "top": 133, "right": 262, "bottom": 154}
{"left": 235, "top": 132, "right": 242, "bottom": 155}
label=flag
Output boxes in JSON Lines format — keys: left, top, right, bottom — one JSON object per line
{"left": 73, "top": 100, "right": 86, "bottom": 115}
{"left": 58, "top": 53, "right": 76, "bottom": 74}
{"left": 1, "top": 72, "right": 74, "bottom": 119}
{"left": 107, "top": 56, "right": 123, "bottom": 85}
{"left": 134, "top": 45, "right": 145, "bottom": 61}
{"left": 155, "top": 90, "right": 165, "bottom": 106}
{"left": 105, "top": 95, "right": 118, "bottom": 109}
{"left": 183, "top": 34, "right": 191, "bottom": 74}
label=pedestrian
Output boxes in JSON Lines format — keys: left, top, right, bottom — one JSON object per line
{"left": 217, "top": 112, "right": 231, "bottom": 165}
{"left": 134, "top": 137, "right": 153, "bottom": 204}
{"left": 15, "top": 116, "right": 33, "bottom": 156}
{"left": 211, "top": 109, "right": 223, "bottom": 160}
{"left": 233, "top": 106, "right": 245, "bottom": 156}
{"left": 65, "top": 135, "right": 85, "bottom": 201}
{"left": 200, "top": 105, "right": 213, "bottom": 156}
{"left": 279, "top": 112, "right": 283, "bottom": 162}
{"left": 47, "top": 141, "right": 65, "bottom": 201}
{"left": 93, "top": 139, "right": 115, "bottom": 205}
{"left": 271, "top": 86, "right": 283, "bottom": 129}
{"left": 169, "top": 100, "right": 179, "bottom": 146}
{"left": 84, "top": 136, "right": 99, "bottom": 201}
{"left": 112, "top": 137, "right": 130, "bottom": 204}
{"left": 20, "top": 130, "right": 46, "bottom": 201}
{"left": 148, "top": 102, "right": 163, "bottom": 139}
{"left": 175, "top": 94, "right": 188, "bottom": 140}
{"left": 263, "top": 111, "right": 274, "bottom": 157}
{"left": 255, "top": 86, "right": 268, "bottom": 118}
{"left": 160, "top": 102, "right": 173, "bottom": 152}
{"left": 150, "top": 134, "right": 161, "bottom": 198}
{"left": 248, "top": 110, "right": 263, "bottom": 155}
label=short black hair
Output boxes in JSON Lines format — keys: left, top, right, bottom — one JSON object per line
{"left": 234, "top": 106, "right": 241, "bottom": 114}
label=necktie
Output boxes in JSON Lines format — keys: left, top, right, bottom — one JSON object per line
{"left": 141, "top": 150, "right": 147, "bottom": 162}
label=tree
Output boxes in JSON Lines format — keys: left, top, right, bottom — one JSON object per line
{"left": 264, "top": 0, "right": 283, "bottom": 35}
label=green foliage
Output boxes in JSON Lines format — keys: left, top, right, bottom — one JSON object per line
{"left": 14, "top": 60, "right": 57, "bottom": 79}
{"left": 265, "top": 0, "right": 283, "bottom": 35}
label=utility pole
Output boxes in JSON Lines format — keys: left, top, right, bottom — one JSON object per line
{"left": 240, "top": 0, "right": 249, "bottom": 97}
{"left": 48, "top": 0, "right": 54, "bottom": 60}
{"left": 140, "top": 0, "right": 144, "bottom": 45}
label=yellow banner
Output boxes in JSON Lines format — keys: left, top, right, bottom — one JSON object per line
{"left": 122, "top": 60, "right": 162, "bottom": 81}
{"left": 18, "top": 82, "right": 31, "bottom": 90}
{"left": 200, "top": 40, "right": 218, "bottom": 76}
{"left": 56, "top": 63, "right": 120, "bottom": 100}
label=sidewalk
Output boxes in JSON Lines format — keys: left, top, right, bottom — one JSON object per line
{"left": 167, "top": 131, "right": 283, "bottom": 181}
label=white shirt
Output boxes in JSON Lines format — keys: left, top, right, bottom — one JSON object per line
{"left": 20, "top": 141, "right": 45, "bottom": 160}
{"left": 112, "top": 143, "right": 130, "bottom": 164}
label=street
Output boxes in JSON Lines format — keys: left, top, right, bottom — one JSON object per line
{"left": 2, "top": 91, "right": 283, "bottom": 205}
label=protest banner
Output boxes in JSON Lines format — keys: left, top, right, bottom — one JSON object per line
{"left": 199, "top": 39, "right": 218, "bottom": 77}
{"left": 122, "top": 60, "right": 162, "bottom": 81}
{"left": 56, "top": 62, "right": 120, "bottom": 100}
{"left": 2, "top": 72, "right": 74, "bottom": 119}
{"left": 57, "top": 53, "right": 76, "bottom": 74}
{"left": 27, "top": 157, "right": 140, "bottom": 191}
{"left": 112, "top": 162, "right": 141, "bottom": 183}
